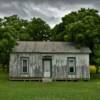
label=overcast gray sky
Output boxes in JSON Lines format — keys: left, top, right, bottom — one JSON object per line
{"left": 0, "top": 0, "right": 100, "bottom": 27}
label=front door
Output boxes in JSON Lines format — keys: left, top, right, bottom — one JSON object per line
{"left": 43, "top": 60, "right": 51, "bottom": 78}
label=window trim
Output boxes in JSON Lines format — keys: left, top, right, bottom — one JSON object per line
{"left": 20, "top": 57, "right": 29, "bottom": 74}
{"left": 67, "top": 57, "right": 76, "bottom": 75}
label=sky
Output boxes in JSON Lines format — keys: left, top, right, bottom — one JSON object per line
{"left": 0, "top": 0, "right": 100, "bottom": 28}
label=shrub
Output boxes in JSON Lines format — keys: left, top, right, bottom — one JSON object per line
{"left": 97, "top": 66, "right": 100, "bottom": 73}
{"left": 89, "top": 65, "right": 96, "bottom": 74}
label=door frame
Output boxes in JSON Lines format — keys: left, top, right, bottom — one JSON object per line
{"left": 42, "top": 56, "right": 52, "bottom": 78}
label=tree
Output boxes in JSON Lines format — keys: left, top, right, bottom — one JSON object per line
{"left": 0, "top": 15, "right": 30, "bottom": 67}
{"left": 64, "top": 8, "right": 100, "bottom": 65}
{"left": 27, "top": 18, "right": 51, "bottom": 41}
{"left": 52, "top": 8, "right": 100, "bottom": 66}
{"left": 0, "top": 16, "right": 52, "bottom": 67}
{"left": 51, "top": 23, "right": 65, "bottom": 41}
{"left": 3, "top": 15, "right": 30, "bottom": 40}
{"left": 0, "top": 25, "right": 17, "bottom": 67}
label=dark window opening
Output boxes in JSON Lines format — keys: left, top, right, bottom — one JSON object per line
{"left": 70, "top": 67, "right": 74, "bottom": 73}
{"left": 23, "top": 66, "right": 27, "bottom": 73}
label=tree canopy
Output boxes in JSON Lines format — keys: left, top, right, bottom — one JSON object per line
{"left": 27, "top": 18, "right": 51, "bottom": 41}
{"left": 52, "top": 8, "right": 100, "bottom": 66}
{"left": 0, "top": 8, "right": 100, "bottom": 69}
{"left": 0, "top": 15, "right": 51, "bottom": 66}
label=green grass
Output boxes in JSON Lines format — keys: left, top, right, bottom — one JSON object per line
{"left": 0, "top": 70, "right": 100, "bottom": 100}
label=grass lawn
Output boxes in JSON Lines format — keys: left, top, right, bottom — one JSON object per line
{"left": 0, "top": 70, "right": 100, "bottom": 100}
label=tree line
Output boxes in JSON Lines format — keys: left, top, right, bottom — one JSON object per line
{"left": 0, "top": 8, "right": 100, "bottom": 70}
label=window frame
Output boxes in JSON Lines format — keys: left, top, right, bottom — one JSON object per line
{"left": 67, "top": 57, "right": 76, "bottom": 75}
{"left": 20, "top": 57, "right": 29, "bottom": 74}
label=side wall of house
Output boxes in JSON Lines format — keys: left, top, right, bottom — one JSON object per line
{"left": 52, "top": 54, "right": 90, "bottom": 80}
{"left": 9, "top": 53, "right": 90, "bottom": 80}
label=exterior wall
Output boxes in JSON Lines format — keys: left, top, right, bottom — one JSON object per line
{"left": 9, "top": 53, "right": 90, "bottom": 80}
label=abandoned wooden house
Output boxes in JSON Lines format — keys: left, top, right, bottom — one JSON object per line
{"left": 9, "top": 41, "right": 91, "bottom": 81}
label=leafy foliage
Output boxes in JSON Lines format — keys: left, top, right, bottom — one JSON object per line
{"left": 27, "top": 18, "right": 51, "bottom": 41}
{"left": 0, "top": 16, "right": 51, "bottom": 66}
{"left": 0, "top": 8, "right": 100, "bottom": 68}
{"left": 52, "top": 8, "right": 100, "bottom": 66}
{"left": 89, "top": 65, "right": 97, "bottom": 74}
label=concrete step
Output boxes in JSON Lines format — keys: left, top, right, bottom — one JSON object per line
{"left": 42, "top": 78, "right": 52, "bottom": 82}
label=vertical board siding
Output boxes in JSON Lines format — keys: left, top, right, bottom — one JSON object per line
{"left": 9, "top": 54, "right": 17, "bottom": 77}
{"left": 9, "top": 53, "right": 90, "bottom": 80}
{"left": 52, "top": 55, "right": 67, "bottom": 79}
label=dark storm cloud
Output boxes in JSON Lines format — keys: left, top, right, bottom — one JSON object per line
{"left": 0, "top": 0, "right": 100, "bottom": 27}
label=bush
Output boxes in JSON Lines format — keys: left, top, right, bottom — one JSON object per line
{"left": 89, "top": 65, "right": 96, "bottom": 74}
{"left": 97, "top": 66, "right": 100, "bottom": 73}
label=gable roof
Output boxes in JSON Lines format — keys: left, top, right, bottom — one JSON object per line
{"left": 12, "top": 41, "right": 91, "bottom": 53}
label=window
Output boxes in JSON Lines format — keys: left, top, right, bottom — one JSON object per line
{"left": 21, "top": 57, "right": 29, "bottom": 73}
{"left": 69, "top": 67, "right": 74, "bottom": 72}
{"left": 68, "top": 57, "right": 76, "bottom": 74}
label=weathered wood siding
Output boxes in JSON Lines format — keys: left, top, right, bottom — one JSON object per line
{"left": 9, "top": 53, "right": 90, "bottom": 80}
